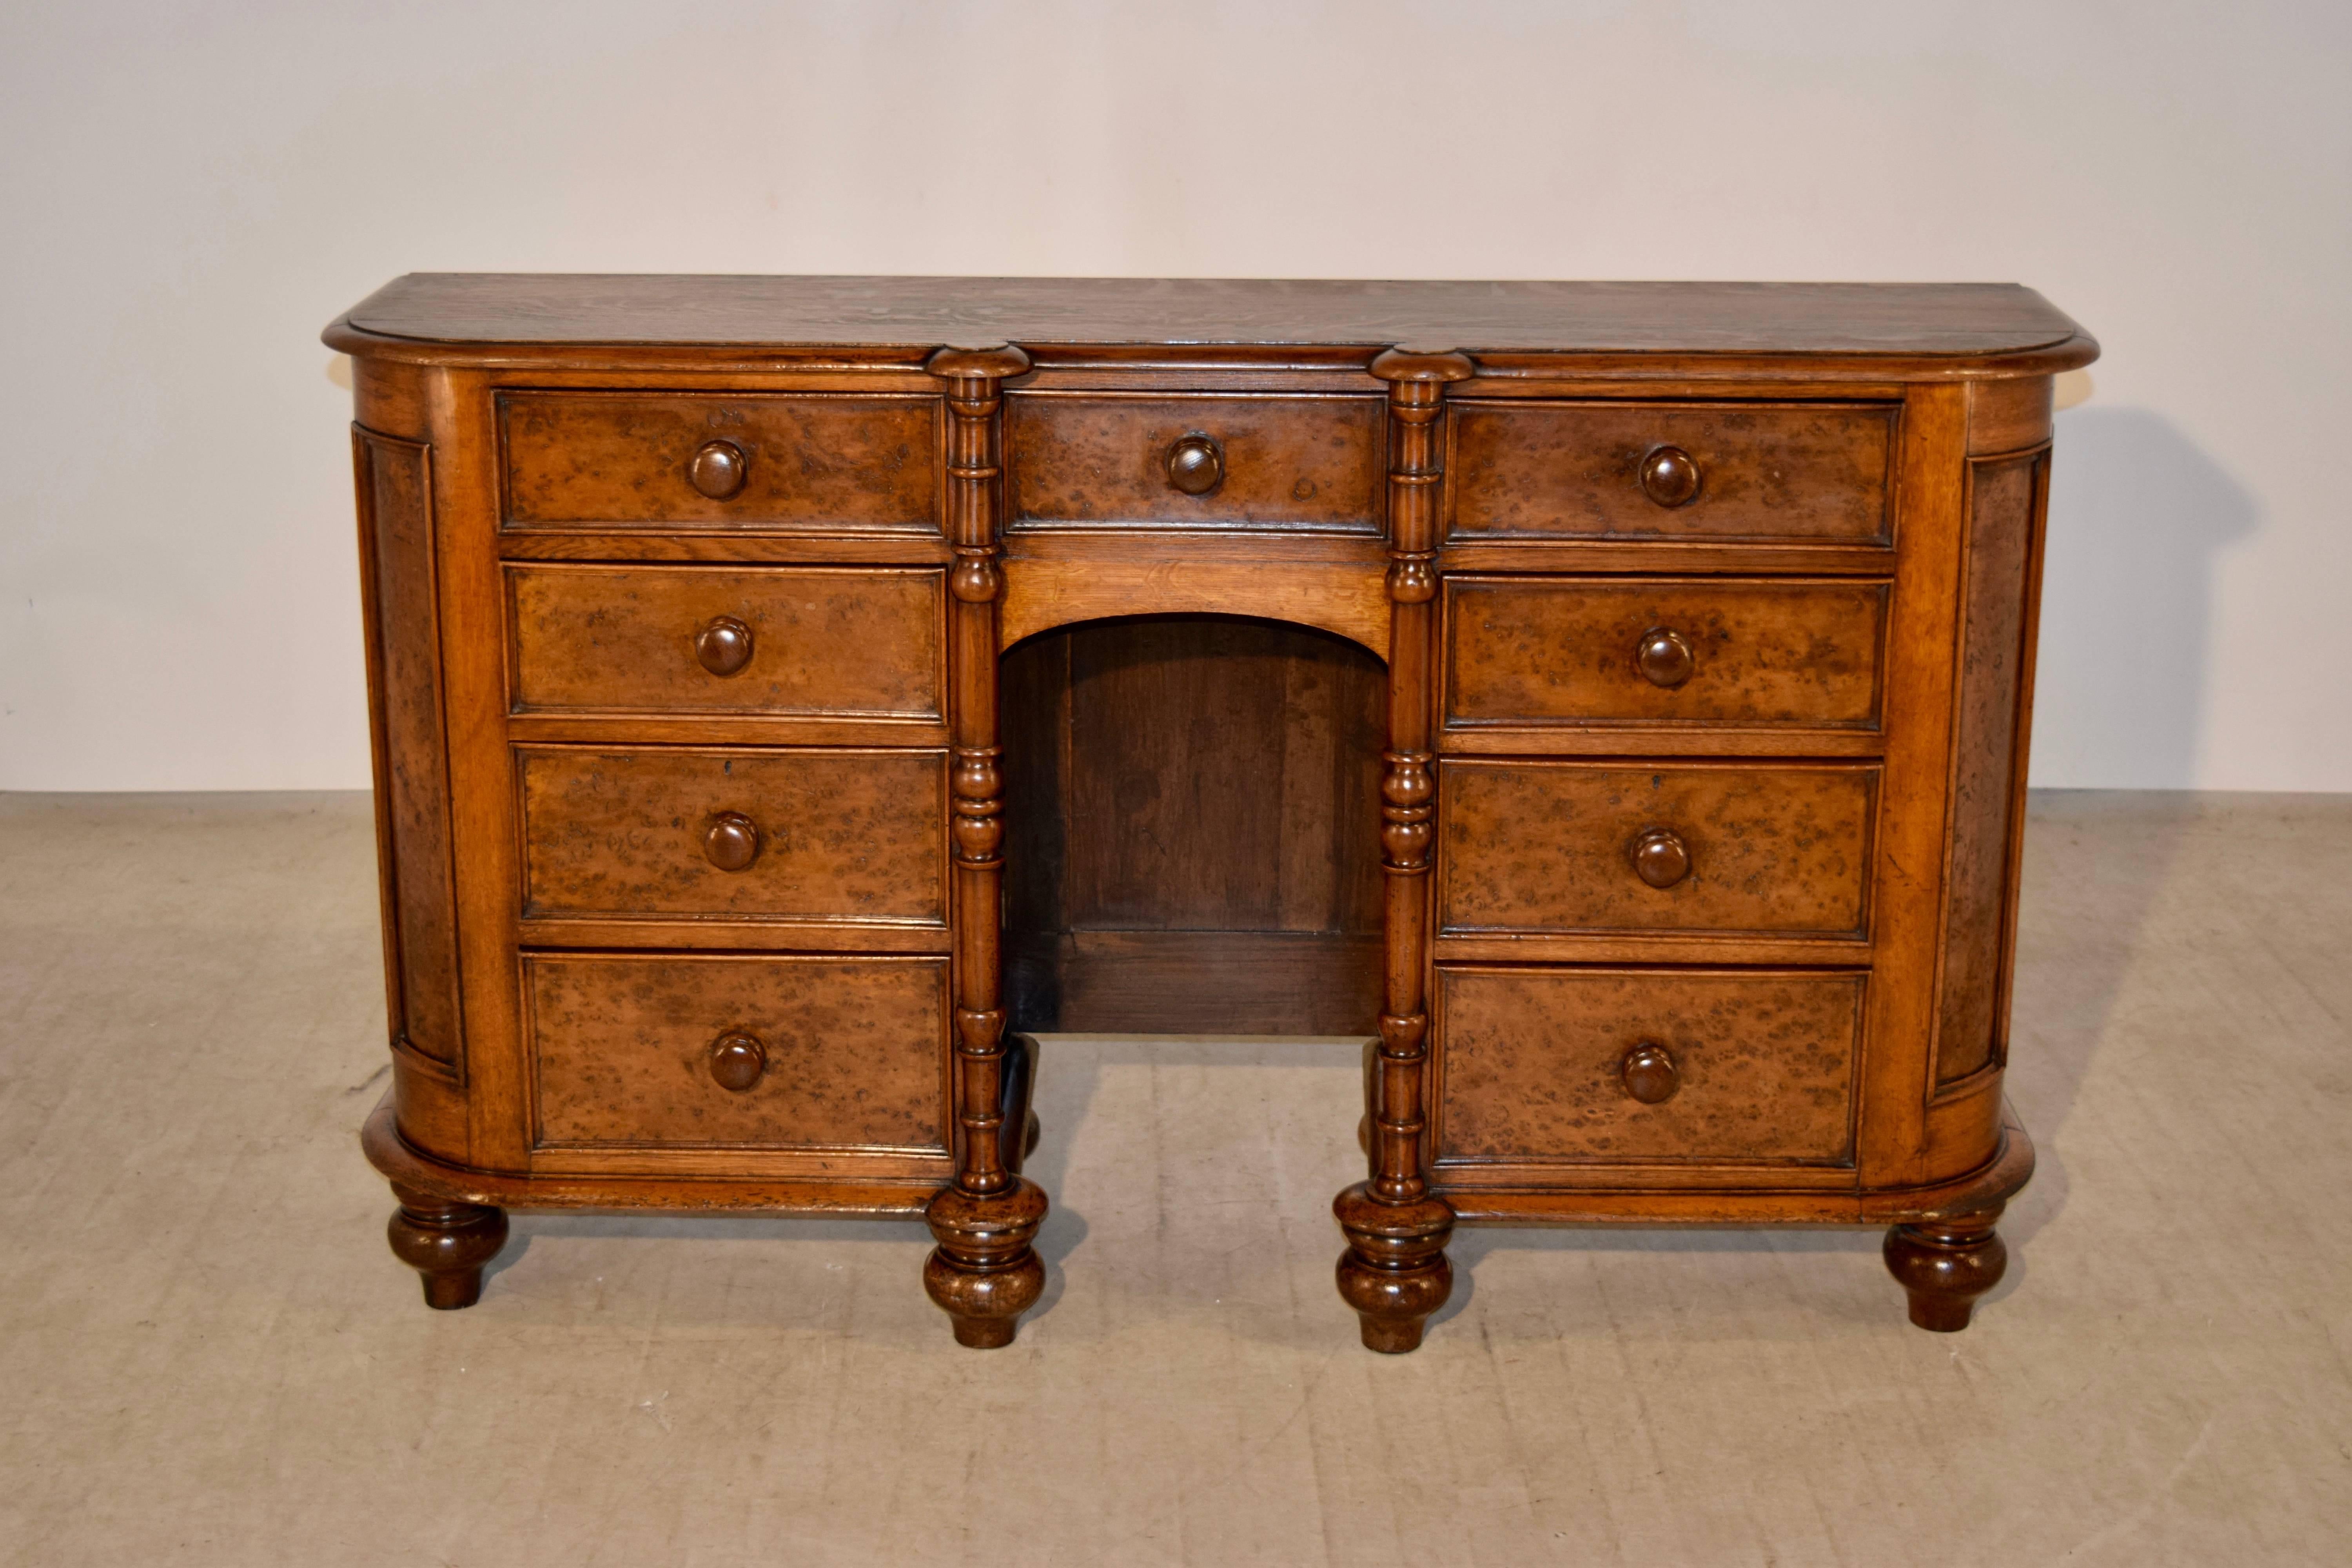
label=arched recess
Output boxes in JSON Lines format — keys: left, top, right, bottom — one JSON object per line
{"left": 1000, "top": 613, "right": 1386, "bottom": 1037}
{"left": 998, "top": 558, "right": 1389, "bottom": 661}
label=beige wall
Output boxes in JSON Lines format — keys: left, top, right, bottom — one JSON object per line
{"left": 3, "top": 1, "right": 2345, "bottom": 789}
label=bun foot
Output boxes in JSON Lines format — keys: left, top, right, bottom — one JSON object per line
{"left": 386, "top": 1183, "right": 508, "bottom": 1310}
{"left": 1334, "top": 1183, "right": 1455, "bottom": 1354}
{"left": 924, "top": 1179, "right": 1049, "bottom": 1349}
{"left": 1884, "top": 1214, "right": 2007, "bottom": 1332}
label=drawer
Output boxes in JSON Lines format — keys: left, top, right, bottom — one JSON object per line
{"left": 526, "top": 953, "right": 948, "bottom": 1151}
{"left": 499, "top": 392, "right": 937, "bottom": 531}
{"left": 1005, "top": 392, "right": 1383, "bottom": 532}
{"left": 1438, "top": 760, "right": 1875, "bottom": 940}
{"left": 1449, "top": 401, "right": 1894, "bottom": 543}
{"left": 1442, "top": 576, "right": 1887, "bottom": 732}
{"left": 1435, "top": 967, "right": 1861, "bottom": 1165}
{"left": 506, "top": 564, "right": 943, "bottom": 720}
{"left": 516, "top": 746, "right": 946, "bottom": 928}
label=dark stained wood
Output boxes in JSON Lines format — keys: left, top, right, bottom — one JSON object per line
{"left": 1637, "top": 445, "right": 1702, "bottom": 507}
{"left": 1433, "top": 967, "right": 1862, "bottom": 1165}
{"left": 331, "top": 274, "right": 2093, "bottom": 1347}
{"left": 338, "top": 274, "right": 2094, "bottom": 363}
{"left": 499, "top": 391, "right": 936, "bottom": 531}
{"left": 1334, "top": 347, "right": 1472, "bottom": 1355}
{"left": 1438, "top": 760, "right": 1877, "bottom": 940}
{"left": 1018, "top": 931, "right": 1381, "bottom": 1036}
{"left": 514, "top": 745, "right": 946, "bottom": 927}
{"left": 1005, "top": 392, "right": 1383, "bottom": 533}
{"left": 385, "top": 1184, "right": 508, "bottom": 1309}
{"left": 1619, "top": 1042, "right": 1680, "bottom": 1105}
{"left": 1883, "top": 1212, "right": 2008, "bottom": 1331}
{"left": 524, "top": 953, "right": 949, "bottom": 1151}
{"left": 1001, "top": 615, "right": 1385, "bottom": 1034}
{"left": 687, "top": 439, "right": 748, "bottom": 499}
{"left": 1935, "top": 449, "right": 2050, "bottom": 1086}
{"left": 506, "top": 563, "right": 943, "bottom": 720}
{"left": 922, "top": 344, "right": 1048, "bottom": 1350}
{"left": 1449, "top": 400, "right": 1895, "bottom": 543}
{"left": 1442, "top": 575, "right": 1888, "bottom": 733}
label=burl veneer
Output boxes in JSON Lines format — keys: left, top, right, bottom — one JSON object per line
{"left": 330, "top": 275, "right": 2093, "bottom": 1349}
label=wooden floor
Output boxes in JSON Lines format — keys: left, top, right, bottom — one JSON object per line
{"left": 1, "top": 790, "right": 2347, "bottom": 1565}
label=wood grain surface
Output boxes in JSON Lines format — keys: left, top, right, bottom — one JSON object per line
{"left": 506, "top": 563, "right": 943, "bottom": 719}
{"left": 1438, "top": 760, "right": 1877, "bottom": 939}
{"left": 1443, "top": 575, "right": 1888, "bottom": 731}
{"left": 500, "top": 391, "right": 936, "bottom": 530}
{"left": 326, "top": 274, "right": 2094, "bottom": 1345}
{"left": 526, "top": 954, "right": 949, "bottom": 1151}
{"left": 1434, "top": 967, "right": 1862, "bottom": 1165}
{"left": 341, "top": 274, "right": 2090, "bottom": 359}
{"left": 1935, "top": 449, "right": 2049, "bottom": 1085}
{"left": 1448, "top": 400, "right": 1895, "bottom": 542}
{"left": 352, "top": 427, "right": 466, "bottom": 1074}
{"left": 1005, "top": 392, "right": 1383, "bottom": 532}
{"left": 1001, "top": 616, "right": 1383, "bottom": 1033}
{"left": 515, "top": 746, "right": 946, "bottom": 927}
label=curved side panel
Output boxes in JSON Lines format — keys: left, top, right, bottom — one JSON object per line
{"left": 1931, "top": 445, "right": 2052, "bottom": 1094}
{"left": 998, "top": 557, "right": 1389, "bottom": 660}
{"left": 353, "top": 421, "right": 469, "bottom": 1160}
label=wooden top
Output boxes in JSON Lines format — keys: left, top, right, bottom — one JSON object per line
{"left": 332, "top": 274, "right": 2092, "bottom": 368}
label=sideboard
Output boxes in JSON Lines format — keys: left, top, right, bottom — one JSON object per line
{"left": 326, "top": 275, "right": 2095, "bottom": 1350}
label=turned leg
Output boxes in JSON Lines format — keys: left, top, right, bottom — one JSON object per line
{"left": 1884, "top": 1210, "right": 2008, "bottom": 1332}
{"left": 1335, "top": 351, "right": 1474, "bottom": 1354}
{"left": 927, "top": 1031, "right": 1048, "bottom": 1348}
{"left": 927, "top": 347, "right": 1052, "bottom": 1351}
{"left": 385, "top": 1182, "right": 509, "bottom": 1310}
{"left": 1335, "top": 1185, "right": 1454, "bottom": 1353}
{"left": 925, "top": 1180, "right": 1048, "bottom": 1349}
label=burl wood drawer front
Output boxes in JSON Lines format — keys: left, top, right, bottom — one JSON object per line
{"left": 507, "top": 564, "right": 943, "bottom": 720}
{"left": 1439, "top": 760, "right": 1876, "bottom": 940}
{"left": 1448, "top": 401, "right": 1895, "bottom": 543}
{"left": 1005, "top": 392, "right": 1383, "bottom": 532}
{"left": 1443, "top": 576, "right": 1887, "bottom": 733}
{"left": 516, "top": 746, "right": 947, "bottom": 928}
{"left": 1436, "top": 967, "right": 1862, "bottom": 1165}
{"left": 527, "top": 953, "right": 948, "bottom": 1151}
{"left": 500, "top": 392, "right": 936, "bottom": 531}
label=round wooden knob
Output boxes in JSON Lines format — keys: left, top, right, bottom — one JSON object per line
{"left": 1639, "top": 445, "right": 1701, "bottom": 507}
{"left": 1635, "top": 628, "right": 1694, "bottom": 689}
{"left": 688, "top": 440, "right": 748, "bottom": 500}
{"left": 693, "top": 615, "right": 754, "bottom": 677}
{"left": 1631, "top": 828, "right": 1691, "bottom": 889}
{"left": 709, "top": 1031, "right": 767, "bottom": 1093}
{"left": 1165, "top": 434, "right": 1224, "bottom": 496}
{"left": 703, "top": 812, "right": 760, "bottom": 872}
{"left": 1621, "top": 1042, "right": 1679, "bottom": 1105}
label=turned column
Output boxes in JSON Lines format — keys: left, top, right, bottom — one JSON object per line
{"left": 922, "top": 343, "right": 1049, "bottom": 1350}
{"left": 1334, "top": 348, "right": 1474, "bottom": 1353}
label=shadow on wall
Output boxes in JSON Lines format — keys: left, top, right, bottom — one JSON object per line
{"left": 2032, "top": 406, "right": 2261, "bottom": 788}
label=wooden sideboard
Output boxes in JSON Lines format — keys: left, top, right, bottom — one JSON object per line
{"left": 327, "top": 276, "right": 2094, "bottom": 1350}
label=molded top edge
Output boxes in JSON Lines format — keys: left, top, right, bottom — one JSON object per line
{"left": 332, "top": 274, "right": 2092, "bottom": 364}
